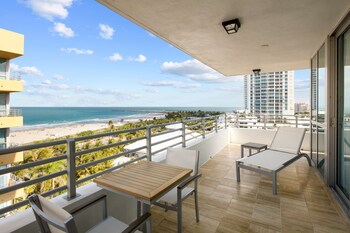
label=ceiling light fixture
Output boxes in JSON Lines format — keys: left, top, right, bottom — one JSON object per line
{"left": 253, "top": 69, "right": 261, "bottom": 76}
{"left": 222, "top": 18, "right": 241, "bottom": 34}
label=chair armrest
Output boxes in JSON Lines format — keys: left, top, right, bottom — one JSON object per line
{"left": 122, "top": 212, "right": 151, "bottom": 233}
{"left": 178, "top": 173, "right": 202, "bottom": 190}
{"left": 70, "top": 194, "right": 107, "bottom": 218}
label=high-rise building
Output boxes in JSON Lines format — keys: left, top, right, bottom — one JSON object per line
{"left": 244, "top": 71, "right": 294, "bottom": 115}
{"left": 0, "top": 28, "right": 24, "bottom": 210}
{"left": 294, "top": 102, "right": 310, "bottom": 113}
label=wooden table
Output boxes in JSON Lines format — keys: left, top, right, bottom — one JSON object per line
{"left": 94, "top": 161, "right": 192, "bottom": 233}
{"left": 241, "top": 142, "right": 268, "bottom": 158}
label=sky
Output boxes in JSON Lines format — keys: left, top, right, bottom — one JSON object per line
{"left": 1, "top": 0, "right": 310, "bottom": 108}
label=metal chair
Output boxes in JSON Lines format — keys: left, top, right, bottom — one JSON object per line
{"left": 29, "top": 194, "right": 151, "bottom": 233}
{"left": 154, "top": 148, "right": 201, "bottom": 232}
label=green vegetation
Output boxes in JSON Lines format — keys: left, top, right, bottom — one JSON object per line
{"left": 11, "top": 111, "right": 223, "bottom": 211}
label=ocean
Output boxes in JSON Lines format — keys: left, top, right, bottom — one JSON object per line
{"left": 14, "top": 107, "right": 237, "bottom": 130}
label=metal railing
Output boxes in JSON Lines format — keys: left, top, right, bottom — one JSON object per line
{"left": 227, "top": 113, "right": 310, "bottom": 130}
{"left": 0, "top": 114, "right": 227, "bottom": 216}
{"left": 0, "top": 109, "right": 22, "bottom": 117}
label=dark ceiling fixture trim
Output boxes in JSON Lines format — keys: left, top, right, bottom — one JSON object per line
{"left": 253, "top": 69, "right": 261, "bottom": 76}
{"left": 222, "top": 18, "right": 241, "bottom": 34}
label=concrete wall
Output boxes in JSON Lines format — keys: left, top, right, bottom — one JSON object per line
{"left": 187, "top": 129, "right": 229, "bottom": 166}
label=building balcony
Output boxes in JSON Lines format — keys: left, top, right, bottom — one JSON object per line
{"left": 0, "top": 29, "right": 24, "bottom": 59}
{"left": 0, "top": 115, "right": 349, "bottom": 232}
{"left": 0, "top": 109, "right": 23, "bottom": 128}
{"left": 0, "top": 79, "right": 23, "bottom": 92}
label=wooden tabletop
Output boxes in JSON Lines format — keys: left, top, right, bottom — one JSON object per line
{"left": 94, "top": 161, "right": 192, "bottom": 203}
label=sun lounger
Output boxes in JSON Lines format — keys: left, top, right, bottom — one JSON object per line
{"left": 236, "top": 127, "right": 312, "bottom": 195}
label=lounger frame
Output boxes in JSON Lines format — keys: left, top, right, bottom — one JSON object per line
{"left": 236, "top": 128, "right": 312, "bottom": 195}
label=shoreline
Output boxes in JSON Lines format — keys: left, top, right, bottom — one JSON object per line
{"left": 9, "top": 114, "right": 165, "bottom": 145}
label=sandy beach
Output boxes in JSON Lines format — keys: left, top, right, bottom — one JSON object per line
{"left": 9, "top": 115, "right": 165, "bottom": 145}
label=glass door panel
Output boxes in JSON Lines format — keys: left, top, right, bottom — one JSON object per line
{"left": 311, "top": 55, "right": 318, "bottom": 165}
{"left": 337, "top": 28, "right": 350, "bottom": 199}
{"left": 317, "top": 45, "right": 326, "bottom": 175}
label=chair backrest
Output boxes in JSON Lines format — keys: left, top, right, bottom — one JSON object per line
{"left": 270, "top": 127, "right": 306, "bottom": 154}
{"left": 29, "top": 194, "right": 78, "bottom": 233}
{"left": 165, "top": 148, "right": 199, "bottom": 175}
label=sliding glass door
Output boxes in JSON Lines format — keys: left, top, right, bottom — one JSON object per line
{"left": 337, "top": 27, "right": 350, "bottom": 201}
{"left": 311, "top": 44, "right": 326, "bottom": 175}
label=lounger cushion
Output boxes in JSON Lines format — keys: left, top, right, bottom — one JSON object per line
{"left": 238, "top": 150, "right": 298, "bottom": 170}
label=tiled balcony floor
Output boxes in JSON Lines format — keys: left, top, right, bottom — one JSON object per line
{"left": 151, "top": 144, "right": 350, "bottom": 233}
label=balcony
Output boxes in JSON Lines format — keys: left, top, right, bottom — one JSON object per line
{"left": 0, "top": 78, "right": 23, "bottom": 92}
{"left": 0, "top": 109, "right": 23, "bottom": 128}
{"left": 0, "top": 29, "right": 24, "bottom": 59}
{"left": 0, "top": 114, "right": 349, "bottom": 232}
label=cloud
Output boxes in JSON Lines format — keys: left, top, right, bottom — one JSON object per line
{"left": 142, "top": 80, "right": 201, "bottom": 89}
{"left": 53, "top": 74, "right": 66, "bottom": 80}
{"left": 144, "top": 88, "right": 159, "bottom": 93}
{"left": 108, "top": 53, "right": 123, "bottom": 61}
{"left": 41, "top": 79, "right": 52, "bottom": 85}
{"left": 161, "top": 59, "right": 243, "bottom": 82}
{"left": 99, "top": 24, "right": 114, "bottom": 40}
{"left": 60, "top": 48, "right": 94, "bottom": 55}
{"left": 218, "top": 86, "right": 242, "bottom": 92}
{"left": 22, "top": 0, "right": 74, "bottom": 21}
{"left": 129, "top": 54, "right": 147, "bottom": 62}
{"left": 10, "top": 63, "right": 44, "bottom": 77}
{"left": 53, "top": 23, "right": 75, "bottom": 38}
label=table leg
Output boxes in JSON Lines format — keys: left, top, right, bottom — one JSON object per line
{"left": 177, "top": 188, "right": 182, "bottom": 233}
{"left": 241, "top": 146, "right": 244, "bottom": 158}
{"left": 137, "top": 201, "right": 141, "bottom": 218}
{"left": 249, "top": 148, "right": 252, "bottom": 156}
{"left": 142, "top": 203, "right": 152, "bottom": 233}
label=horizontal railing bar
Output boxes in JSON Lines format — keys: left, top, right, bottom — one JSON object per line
{"left": 204, "top": 120, "right": 215, "bottom": 125}
{"left": 76, "top": 156, "right": 147, "bottom": 185}
{"left": 75, "top": 136, "right": 147, "bottom": 156}
{"left": 151, "top": 135, "right": 182, "bottom": 146}
{"left": 76, "top": 146, "right": 147, "bottom": 171}
{"left": 0, "top": 185, "right": 68, "bottom": 216}
{"left": 0, "top": 170, "right": 67, "bottom": 195}
{"left": 75, "top": 126, "right": 147, "bottom": 142}
{"left": 0, "top": 154, "right": 67, "bottom": 176}
{"left": 148, "top": 121, "right": 181, "bottom": 128}
{"left": 152, "top": 128, "right": 181, "bottom": 137}
{"left": 0, "top": 140, "right": 67, "bottom": 155}
{"left": 151, "top": 142, "right": 182, "bottom": 155}
{"left": 185, "top": 122, "right": 201, "bottom": 128}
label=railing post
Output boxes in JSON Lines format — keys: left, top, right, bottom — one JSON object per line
{"left": 263, "top": 115, "right": 267, "bottom": 130}
{"left": 295, "top": 116, "right": 299, "bottom": 128}
{"left": 224, "top": 113, "right": 227, "bottom": 129}
{"left": 182, "top": 121, "right": 186, "bottom": 147}
{"left": 201, "top": 118, "right": 206, "bottom": 139}
{"left": 66, "top": 138, "right": 77, "bottom": 200}
{"left": 146, "top": 127, "right": 152, "bottom": 161}
{"left": 215, "top": 116, "right": 218, "bottom": 133}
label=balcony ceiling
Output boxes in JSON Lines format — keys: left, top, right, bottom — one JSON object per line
{"left": 98, "top": 0, "right": 350, "bottom": 76}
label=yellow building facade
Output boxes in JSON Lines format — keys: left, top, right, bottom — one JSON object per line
{"left": 0, "top": 28, "right": 24, "bottom": 206}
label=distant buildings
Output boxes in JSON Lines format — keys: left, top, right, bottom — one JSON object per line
{"left": 295, "top": 102, "right": 310, "bottom": 113}
{"left": 244, "top": 71, "right": 295, "bottom": 115}
{"left": 0, "top": 28, "right": 24, "bottom": 210}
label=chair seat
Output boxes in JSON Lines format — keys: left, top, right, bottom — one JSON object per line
{"left": 87, "top": 216, "right": 141, "bottom": 233}
{"left": 159, "top": 187, "right": 194, "bottom": 205}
